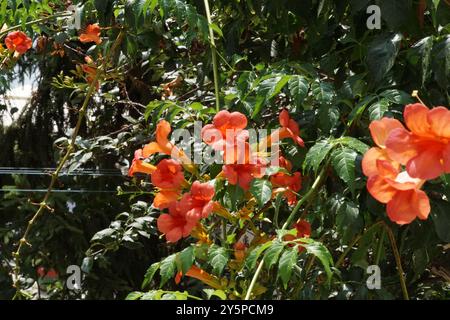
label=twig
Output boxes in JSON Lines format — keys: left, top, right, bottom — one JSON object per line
{"left": 12, "top": 31, "right": 124, "bottom": 299}
{"left": 203, "top": 0, "right": 220, "bottom": 112}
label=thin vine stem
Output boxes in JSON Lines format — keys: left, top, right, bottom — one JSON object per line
{"left": 12, "top": 31, "right": 124, "bottom": 299}
{"left": 203, "top": 0, "right": 221, "bottom": 112}
{"left": 244, "top": 259, "right": 264, "bottom": 300}
{"left": 0, "top": 12, "right": 72, "bottom": 38}
{"left": 383, "top": 222, "right": 410, "bottom": 300}
{"left": 281, "top": 165, "right": 328, "bottom": 230}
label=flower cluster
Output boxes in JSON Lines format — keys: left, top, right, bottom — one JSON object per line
{"left": 363, "top": 103, "right": 450, "bottom": 225}
{"left": 128, "top": 109, "right": 306, "bottom": 243}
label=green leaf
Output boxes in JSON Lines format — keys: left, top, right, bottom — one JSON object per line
{"left": 368, "top": 98, "right": 389, "bottom": 120}
{"left": 288, "top": 75, "right": 309, "bottom": 107}
{"left": 256, "top": 75, "right": 291, "bottom": 101}
{"left": 367, "top": 33, "right": 403, "bottom": 84}
{"left": 142, "top": 262, "right": 160, "bottom": 289}
{"left": 278, "top": 247, "right": 298, "bottom": 288}
{"left": 245, "top": 241, "right": 273, "bottom": 270}
{"left": 411, "top": 37, "right": 434, "bottom": 85}
{"left": 331, "top": 147, "right": 358, "bottom": 195}
{"left": 209, "top": 23, "right": 223, "bottom": 38}
{"left": 126, "top": 291, "right": 144, "bottom": 300}
{"left": 337, "top": 137, "right": 369, "bottom": 154}
{"left": 330, "top": 196, "right": 364, "bottom": 244}
{"left": 250, "top": 179, "right": 273, "bottom": 208}
{"left": 303, "top": 139, "right": 334, "bottom": 173}
{"left": 208, "top": 246, "right": 229, "bottom": 276}
{"left": 379, "top": 89, "right": 413, "bottom": 105}
{"left": 430, "top": 200, "right": 450, "bottom": 242}
{"left": 263, "top": 241, "right": 285, "bottom": 270}
{"left": 178, "top": 246, "right": 195, "bottom": 274}
{"left": 431, "top": 36, "right": 450, "bottom": 90}
{"left": 265, "top": 166, "right": 290, "bottom": 176}
{"left": 159, "top": 254, "right": 177, "bottom": 287}
{"left": 302, "top": 239, "right": 334, "bottom": 282}
{"left": 311, "top": 80, "right": 335, "bottom": 104}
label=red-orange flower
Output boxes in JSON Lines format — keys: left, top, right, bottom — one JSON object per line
{"left": 142, "top": 120, "right": 192, "bottom": 166}
{"left": 385, "top": 104, "right": 450, "bottom": 180}
{"left": 362, "top": 117, "right": 404, "bottom": 177}
{"left": 174, "top": 265, "right": 223, "bottom": 289}
{"left": 81, "top": 56, "right": 100, "bottom": 90}
{"left": 275, "top": 109, "right": 305, "bottom": 147}
{"left": 179, "top": 181, "right": 215, "bottom": 221}
{"left": 151, "top": 159, "right": 185, "bottom": 189}
{"left": 157, "top": 201, "right": 197, "bottom": 243}
{"left": 222, "top": 158, "right": 266, "bottom": 190}
{"left": 128, "top": 149, "right": 157, "bottom": 176}
{"left": 79, "top": 23, "right": 102, "bottom": 44}
{"left": 283, "top": 220, "right": 311, "bottom": 253}
{"left": 202, "top": 110, "right": 249, "bottom": 163}
{"left": 151, "top": 159, "right": 185, "bottom": 209}
{"left": 5, "top": 31, "right": 32, "bottom": 54}
{"left": 270, "top": 156, "right": 302, "bottom": 205}
{"left": 366, "top": 159, "right": 430, "bottom": 225}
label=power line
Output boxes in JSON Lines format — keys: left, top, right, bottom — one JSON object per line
{"left": 0, "top": 188, "right": 117, "bottom": 193}
{"left": 0, "top": 167, "right": 124, "bottom": 176}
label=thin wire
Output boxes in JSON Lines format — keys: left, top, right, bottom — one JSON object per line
{"left": 0, "top": 167, "right": 123, "bottom": 176}
{"left": 0, "top": 188, "right": 117, "bottom": 193}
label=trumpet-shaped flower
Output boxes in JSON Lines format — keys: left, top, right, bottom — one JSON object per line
{"left": 174, "top": 265, "right": 223, "bottom": 289}
{"left": 128, "top": 149, "right": 157, "bottom": 176}
{"left": 142, "top": 120, "right": 192, "bottom": 165}
{"left": 283, "top": 220, "right": 311, "bottom": 253}
{"left": 79, "top": 24, "right": 102, "bottom": 44}
{"left": 151, "top": 159, "right": 185, "bottom": 189}
{"left": 362, "top": 117, "right": 405, "bottom": 177}
{"left": 385, "top": 104, "right": 450, "bottom": 180}
{"left": 202, "top": 110, "right": 249, "bottom": 164}
{"left": 5, "top": 31, "right": 32, "bottom": 54}
{"left": 270, "top": 157, "right": 302, "bottom": 205}
{"left": 366, "top": 159, "right": 430, "bottom": 225}
{"left": 157, "top": 201, "right": 197, "bottom": 243}
{"left": 180, "top": 181, "right": 215, "bottom": 221}
{"left": 222, "top": 158, "right": 266, "bottom": 190}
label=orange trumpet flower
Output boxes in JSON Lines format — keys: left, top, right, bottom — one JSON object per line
{"left": 79, "top": 23, "right": 102, "bottom": 44}
{"left": 142, "top": 120, "right": 193, "bottom": 168}
{"left": 362, "top": 117, "right": 405, "bottom": 177}
{"left": 5, "top": 31, "right": 32, "bottom": 54}
{"left": 174, "top": 265, "right": 223, "bottom": 289}
{"left": 270, "top": 156, "right": 302, "bottom": 205}
{"left": 385, "top": 103, "right": 450, "bottom": 180}
{"left": 157, "top": 201, "right": 197, "bottom": 243}
{"left": 128, "top": 149, "right": 157, "bottom": 176}
{"left": 283, "top": 220, "right": 311, "bottom": 253}
{"left": 366, "top": 159, "right": 430, "bottom": 225}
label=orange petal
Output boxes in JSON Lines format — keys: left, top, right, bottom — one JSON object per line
{"left": 279, "top": 109, "right": 290, "bottom": 127}
{"left": 362, "top": 147, "right": 389, "bottom": 177}
{"left": 427, "top": 107, "right": 450, "bottom": 139}
{"left": 142, "top": 142, "right": 163, "bottom": 157}
{"left": 375, "top": 159, "right": 398, "bottom": 179}
{"left": 403, "top": 103, "right": 433, "bottom": 137}
{"left": 386, "top": 171, "right": 422, "bottom": 191}
{"left": 444, "top": 144, "right": 450, "bottom": 173}
{"left": 367, "top": 175, "right": 397, "bottom": 203}
{"left": 156, "top": 120, "right": 171, "bottom": 141}
{"left": 406, "top": 145, "right": 445, "bottom": 180}
{"left": 386, "top": 189, "right": 430, "bottom": 225}
{"left": 153, "top": 190, "right": 180, "bottom": 209}
{"left": 385, "top": 128, "right": 419, "bottom": 165}
{"left": 230, "top": 111, "right": 248, "bottom": 129}
{"left": 369, "top": 117, "right": 405, "bottom": 148}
